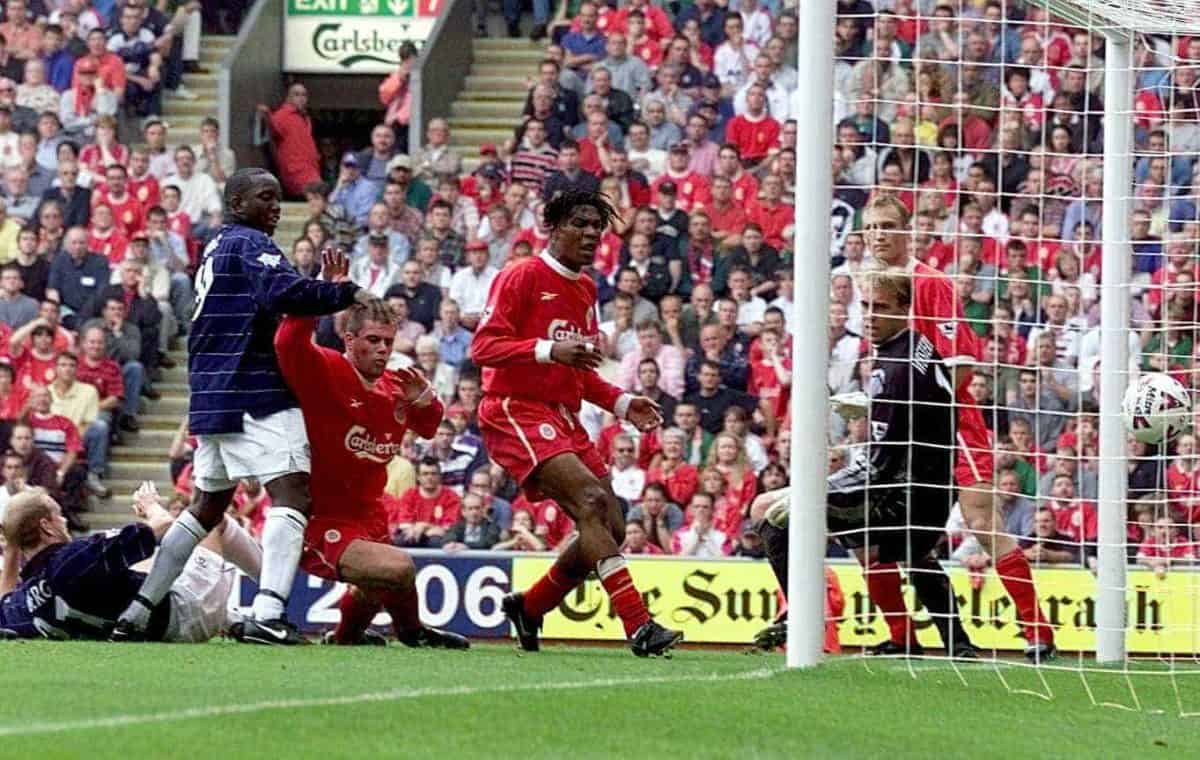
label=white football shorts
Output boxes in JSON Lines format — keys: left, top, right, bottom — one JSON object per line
{"left": 164, "top": 546, "right": 240, "bottom": 643}
{"left": 193, "top": 408, "right": 310, "bottom": 492}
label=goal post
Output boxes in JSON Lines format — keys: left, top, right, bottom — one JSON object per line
{"left": 786, "top": 0, "right": 837, "bottom": 670}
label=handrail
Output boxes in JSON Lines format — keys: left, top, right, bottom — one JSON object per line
{"left": 218, "top": 0, "right": 284, "bottom": 169}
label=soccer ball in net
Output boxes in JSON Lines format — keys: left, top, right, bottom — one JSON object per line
{"left": 1122, "top": 373, "right": 1193, "bottom": 445}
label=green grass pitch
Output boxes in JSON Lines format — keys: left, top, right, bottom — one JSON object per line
{"left": 5, "top": 641, "right": 1199, "bottom": 758}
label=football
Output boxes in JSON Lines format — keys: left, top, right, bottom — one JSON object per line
{"left": 1122, "top": 373, "right": 1193, "bottom": 444}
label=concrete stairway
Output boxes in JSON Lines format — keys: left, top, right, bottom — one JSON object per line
{"left": 157, "top": 36, "right": 233, "bottom": 142}
{"left": 450, "top": 38, "right": 543, "bottom": 173}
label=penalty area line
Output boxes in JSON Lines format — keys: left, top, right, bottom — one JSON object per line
{"left": 0, "top": 666, "right": 783, "bottom": 738}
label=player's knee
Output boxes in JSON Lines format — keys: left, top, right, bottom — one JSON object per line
{"left": 572, "top": 484, "right": 612, "bottom": 527}
{"left": 266, "top": 473, "right": 311, "bottom": 513}
{"left": 388, "top": 552, "right": 416, "bottom": 588}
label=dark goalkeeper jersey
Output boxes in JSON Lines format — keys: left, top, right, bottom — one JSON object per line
{"left": 827, "top": 329, "right": 956, "bottom": 518}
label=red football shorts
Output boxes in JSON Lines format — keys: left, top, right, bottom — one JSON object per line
{"left": 301, "top": 513, "right": 390, "bottom": 582}
{"left": 954, "top": 396, "right": 995, "bottom": 487}
{"left": 477, "top": 395, "right": 607, "bottom": 500}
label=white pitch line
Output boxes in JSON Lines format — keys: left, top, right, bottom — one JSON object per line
{"left": 0, "top": 666, "right": 783, "bottom": 738}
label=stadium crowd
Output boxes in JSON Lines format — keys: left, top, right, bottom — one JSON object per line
{"left": 1, "top": 0, "right": 1196, "bottom": 582}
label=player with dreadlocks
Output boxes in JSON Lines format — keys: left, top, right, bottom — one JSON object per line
{"left": 470, "top": 190, "right": 682, "bottom": 657}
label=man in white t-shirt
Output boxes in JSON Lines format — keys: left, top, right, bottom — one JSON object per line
{"left": 609, "top": 433, "right": 646, "bottom": 503}
{"left": 448, "top": 241, "right": 498, "bottom": 331}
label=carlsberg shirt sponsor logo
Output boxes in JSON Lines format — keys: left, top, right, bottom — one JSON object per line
{"left": 344, "top": 425, "right": 403, "bottom": 462}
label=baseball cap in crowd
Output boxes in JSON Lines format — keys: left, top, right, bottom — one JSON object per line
{"left": 669, "top": 141, "right": 690, "bottom": 154}
{"left": 387, "top": 154, "right": 412, "bottom": 172}
{"left": 341, "top": 152, "right": 360, "bottom": 168}
{"left": 465, "top": 239, "right": 488, "bottom": 252}
{"left": 658, "top": 180, "right": 677, "bottom": 196}
{"left": 130, "top": 231, "right": 149, "bottom": 243}
{"left": 702, "top": 73, "right": 721, "bottom": 90}
{"left": 368, "top": 232, "right": 389, "bottom": 246}
{"left": 479, "top": 143, "right": 498, "bottom": 156}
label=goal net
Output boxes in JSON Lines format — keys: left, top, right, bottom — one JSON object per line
{"left": 789, "top": 0, "right": 1200, "bottom": 713}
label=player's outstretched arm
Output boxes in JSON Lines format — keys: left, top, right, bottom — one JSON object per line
{"left": 130, "top": 482, "right": 174, "bottom": 540}
{"left": 245, "top": 245, "right": 361, "bottom": 318}
{"left": 274, "top": 315, "right": 338, "bottom": 397}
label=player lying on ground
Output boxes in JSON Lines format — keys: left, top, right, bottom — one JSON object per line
{"left": 750, "top": 270, "right": 978, "bottom": 659}
{"left": 861, "top": 195, "right": 1055, "bottom": 662}
{"left": 470, "top": 190, "right": 682, "bottom": 657}
{"left": 114, "top": 169, "right": 392, "bottom": 646}
{"left": 273, "top": 274, "right": 467, "bottom": 649}
{"left": 0, "top": 483, "right": 258, "bottom": 641}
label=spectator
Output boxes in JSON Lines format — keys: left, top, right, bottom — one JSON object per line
{"left": 303, "top": 180, "right": 356, "bottom": 250}
{"left": 597, "top": 32, "right": 651, "bottom": 98}
{"left": 589, "top": 66, "right": 635, "bottom": 132}
{"left": 353, "top": 202, "right": 410, "bottom": 266}
{"left": 378, "top": 42, "right": 418, "bottom": 152}
{"left": 0, "top": 1, "right": 38, "bottom": 61}
{"left": 257, "top": 82, "right": 320, "bottom": 198}
{"left": 58, "top": 57, "right": 114, "bottom": 140}
{"left": 1137, "top": 516, "right": 1196, "bottom": 579}
{"left": 509, "top": 116, "right": 559, "bottom": 194}
{"left": 48, "top": 351, "right": 110, "bottom": 498}
{"left": 628, "top": 481, "right": 684, "bottom": 552}
{"left": 725, "top": 84, "right": 781, "bottom": 168}
{"left": 440, "top": 492, "right": 501, "bottom": 552}
{"left": 8, "top": 421, "right": 80, "bottom": 529}
{"left": 329, "top": 152, "right": 376, "bottom": 228}
{"left": 349, "top": 233, "right": 402, "bottom": 299}
{"left": 432, "top": 298, "right": 471, "bottom": 370}
{"left": 141, "top": 118, "right": 175, "bottom": 180}
{"left": 541, "top": 138, "right": 600, "bottom": 200}
{"left": 1022, "top": 507, "right": 1085, "bottom": 565}
{"left": 674, "top": 0, "right": 726, "bottom": 49}
{"left": 684, "top": 358, "right": 756, "bottom": 433}
{"left": 671, "top": 490, "right": 729, "bottom": 556}
{"left": 392, "top": 457, "right": 462, "bottom": 548}
{"left": 0, "top": 260, "right": 33, "bottom": 327}
{"left": 10, "top": 226, "right": 45, "bottom": 300}
{"left": 106, "top": 3, "right": 161, "bottom": 116}
{"left": 2, "top": 165, "right": 35, "bottom": 223}
{"left": 191, "top": 117, "right": 235, "bottom": 186}
{"left": 74, "top": 28, "right": 125, "bottom": 99}
{"left": 92, "top": 163, "right": 144, "bottom": 237}
{"left": 561, "top": 1, "right": 606, "bottom": 75}
{"left": 618, "top": 318, "right": 684, "bottom": 398}
{"left": 41, "top": 159, "right": 90, "bottom": 228}
{"left": 82, "top": 294, "right": 157, "bottom": 400}
{"left": 76, "top": 323, "right": 138, "bottom": 435}
{"left": 448, "top": 241, "right": 497, "bottom": 330}
{"left": 162, "top": 145, "right": 219, "bottom": 238}
{"left": 492, "top": 508, "right": 545, "bottom": 551}
{"left": 646, "top": 426, "right": 698, "bottom": 507}
{"left": 424, "top": 198, "right": 465, "bottom": 269}
{"left": 354, "top": 122, "right": 398, "bottom": 193}
{"left": 626, "top": 120, "right": 666, "bottom": 179}
{"left": 412, "top": 117, "right": 461, "bottom": 183}
{"left": 41, "top": 22, "right": 75, "bottom": 93}
{"left": 609, "top": 432, "right": 646, "bottom": 502}
{"left": 47, "top": 226, "right": 108, "bottom": 328}
{"left": 622, "top": 519, "right": 663, "bottom": 555}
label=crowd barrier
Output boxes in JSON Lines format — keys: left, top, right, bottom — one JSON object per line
{"left": 231, "top": 553, "right": 1200, "bottom": 653}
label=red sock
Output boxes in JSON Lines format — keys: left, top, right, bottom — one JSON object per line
{"left": 377, "top": 587, "right": 422, "bottom": 636}
{"left": 598, "top": 556, "right": 651, "bottom": 638}
{"left": 522, "top": 562, "right": 579, "bottom": 619}
{"left": 996, "top": 548, "right": 1053, "bottom": 646}
{"left": 333, "top": 589, "right": 381, "bottom": 643}
{"left": 865, "top": 562, "right": 915, "bottom": 646}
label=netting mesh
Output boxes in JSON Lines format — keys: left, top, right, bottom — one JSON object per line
{"left": 821, "top": 0, "right": 1200, "bottom": 714}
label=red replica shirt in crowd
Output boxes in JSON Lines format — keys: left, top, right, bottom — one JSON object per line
{"left": 1055, "top": 501, "right": 1098, "bottom": 543}
{"left": 593, "top": 231, "right": 624, "bottom": 279}
{"left": 746, "top": 200, "right": 794, "bottom": 249}
{"left": 76, "top": 355, "right": 124, "bottom": 401}
{"left": 1167, "top": 464, "right": 1200, "bottom": 523}
{"left": 30, "top": 410, "right": 82, "bottom": 463}
{"left": 730, "top": 172, "right": 759, "bottom": 207}
{"left": 611, "top": 5, "right": 673, "bottom": 42}
{"left": 725, "top": 113, "right": 781, "bottom": 161}
{"left": 652, "top": 171, "right": 710, "bottom": 213}
{"left": 515, "top": 495, "right": 574, "bottom": 549}
{"left": 748, "top": 354, "right": 791, "bottom": 420}
{"left": 275, "top": 316, "right": 444, "bottom": 524}
{"left": 633, "top": 37, "right": 663, "bottom": 67}
{"left": 92, "top": 190, "right": 144, "bottom": 237}
{"left": 15, "top": 349, "right": 57, "bottom": 390}
{"left": 471, "top": 251, "right": 622, "bottom": 414}
{"left": 390, "top": 486, "right": 462, "bottom": 535}
{"left": 167, "top": 209, "right": 198, "bottom": 267}
{"left": 128, "top": 173, "right": 160, "bottom": 211}
{"left": 89, "top": 227, "right": 129, "bottom": 265}
{"left": 707, "top": 201, "right": 748, "bottom": 239}
{"left": 511, "top": 227, "right": 551, "bottom": 259}
{"left": 645, "top": 462, "right": 699, "bottom": 508}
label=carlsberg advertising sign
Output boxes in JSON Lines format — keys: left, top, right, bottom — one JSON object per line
{"left": 285, "top": 0, "right": 444, "bottom": 74}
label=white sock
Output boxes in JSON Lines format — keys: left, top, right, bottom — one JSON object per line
{"left": 252, "top": 507, "right": 307, "bottom": 621}
{"left": 218, "top": 515, "right": 262, "bottom": 579}
{"left": 120, "top": 512, "right": 208, "bottom": 628}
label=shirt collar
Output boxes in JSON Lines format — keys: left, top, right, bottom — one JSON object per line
{"left": 539, "top": 251, "right": 580, "bottom": 280}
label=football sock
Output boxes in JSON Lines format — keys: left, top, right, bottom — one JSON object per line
{"left": 120, "top": 511, "right": 208, "bottom": 629}
{"left": 522, "top": 562, "right": 580, "bottom": 619}
{"left": 756, "top": 518, "right": 789, "bottom": 596}
{"left": 597, "top": 555, "right": 651, "bottom": 638}
{"left": 379, "top": 587, "right": 422, "bottom": 634}
{"left": 996, "top": 547, "right": 1054, "bottom": 646}
{"left": 218, "top": 515, "right": 262, "bottom": 579}
{"left": 252, "top": 506, "right": 307, "bottom": 621}
{"left": 865, "top": 561, "right": 915, "bottom": 646}
{"left": 909, "top": 555, "right": 972, "bottom": 652}
{"left": 333, "top": 588, "right": 380, "bottom": 643}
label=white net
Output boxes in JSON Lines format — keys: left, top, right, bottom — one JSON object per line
{"left": 816, "top": 0, "right": 1200, "bottom": 714}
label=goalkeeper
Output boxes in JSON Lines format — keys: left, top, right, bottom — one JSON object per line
{"left": 754, "top": 269, "right": 977, "bottom": 658}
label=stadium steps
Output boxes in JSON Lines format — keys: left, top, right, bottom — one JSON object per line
{"left": 451, "top": 38, "right": 546, "bottom": 173}
{"left": 158, "top": 36, "right": 235, "bottom": 142}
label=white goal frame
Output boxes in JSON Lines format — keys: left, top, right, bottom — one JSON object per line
{"left": 786, "top": 0, "right": 1156, "bottom": 668}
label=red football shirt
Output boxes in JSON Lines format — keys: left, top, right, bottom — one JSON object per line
{"left": 29, "top": 410, "right": 82, "bottom": 463}
{"left": 128, "top": 173, "right": 161, "bottom": 211}
{"left": 88, "top": 227, "right": 129, "bottom": 265}
{"left": 516, "top": 495, "right": 574, "bottom": 549}
{"left": 92, "top": 189, "right": 144, "bottom": 237}
{"left": 275, "top": 316, "right": 444, "bottom": 523}
{"left": 15, "top": 349, "right": 57, "bottom": 390}
{"left": 725, "top": 114, "right": 781, "bottom": 161}
{"left": 730, "top": 173, "right": 759, "bottom": 207}
{"left": 746, "top": 200, "right": 794, "bottom": 249}
{"left": 471, "top": 252, "right": 623, "bottom": 413}
{"left": 707, "top": 201, "right": 748, "bottom": 239}
{"left": 652, "top": 170, "right": 710, "bottom": 213}
{"left": 392, "top": 486, "right": 462, "bottom": 533}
